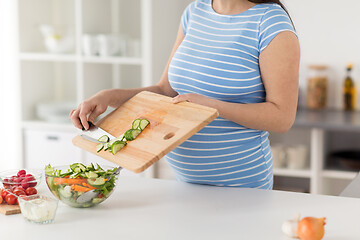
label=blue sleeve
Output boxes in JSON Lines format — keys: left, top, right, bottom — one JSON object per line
{"left": 258, "top": 4, "right": 297, "bottom": 53}
{"left": 181, "top": 2, "right": 195, "bottom": 35}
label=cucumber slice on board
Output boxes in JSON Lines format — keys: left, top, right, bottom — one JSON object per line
{"left": 139, "top": 119, "right": 150, "bottom": 130}
{"left": 98, "top": 135, "right": 110, "bottom": 143}
{"left": 132, "top": 119, "right": 141, "bottom": 129}
{"left": 96, "top": 143, "right": 104, "bottom": 152}
{"left": 117, "top": 134, "right": 125, "bottom": 142}
{"left": 103, "top": 143, "right": 110, "bottom": 151}
{"left": 110, "top": 140, "right": 127, "bottom": 155}
{"left": 124, "top": 129, "right": 141, "bottom": 141}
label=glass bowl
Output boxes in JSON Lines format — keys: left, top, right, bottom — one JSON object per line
{"left": 18, "top": 194, "right": 58, "bottom": 224}
{"left": 0, "top": 169, "right": 42, "bottom": 190}
{"left": 45, "top": 165, "right": 120, "bottom": 208}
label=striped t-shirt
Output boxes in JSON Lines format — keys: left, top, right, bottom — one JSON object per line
{"left": 166, "top": 0, "right": 296, "bottom": 189}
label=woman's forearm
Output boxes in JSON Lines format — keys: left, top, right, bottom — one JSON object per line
{"left": 172, "top": 93, "right": 297, "bottom": 133}
{"left": 207, "top": 99, "right": 297, "bottom": 133}
{"left": 102, "top": 84, "right": 174, "bottom": 109}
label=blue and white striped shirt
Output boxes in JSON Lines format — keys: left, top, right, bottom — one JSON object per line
{"left": 166, "top": 0, "right": 296, "bottom": 189}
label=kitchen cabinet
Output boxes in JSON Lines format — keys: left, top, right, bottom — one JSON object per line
{"left": 24, "top": 128, "right": 81, "bottom": 169}
{"left": 270, "top": 109, "right": 360, "bottom": 196}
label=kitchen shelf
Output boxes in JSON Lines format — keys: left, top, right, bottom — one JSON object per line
{"left": 82, "top": 56, "right": 143, "bottom": 65}
{"left": 273, "top": 168, "right": 311, "bottom": 178}
{"left": 22, "top": 120, "right": 75, "bottom": 132}
{"left": 271, "top": 109, "right": 360, "bottom": 195}
{"left": 20, "top": 53, "right": 77, "bottom": 62}
{"left": 322, "top": 170, "right": 358, "bottom": 180}
{"left": 19, "top": 53, "right": 144, "bottom": 65}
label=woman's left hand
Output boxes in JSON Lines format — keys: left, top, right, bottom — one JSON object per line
{"left": 172, "top": 93, "right": 214, "bottom": 107}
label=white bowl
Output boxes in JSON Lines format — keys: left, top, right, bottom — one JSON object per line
{"left": 36, "top": 101, "right": 76, "bottom": 123}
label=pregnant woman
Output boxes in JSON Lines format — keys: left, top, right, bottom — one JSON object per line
{"left": 70, "top": 0, "right": 300, "bottom": 189}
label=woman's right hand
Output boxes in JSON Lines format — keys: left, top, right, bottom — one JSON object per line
{"left": 69, "top": 90, "right": 112, "bottom": 130}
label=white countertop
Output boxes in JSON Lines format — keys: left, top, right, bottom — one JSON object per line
{"left": 1, "top": 176, "right": 360, "bottom": 239}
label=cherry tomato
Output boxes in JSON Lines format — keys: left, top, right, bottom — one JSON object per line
{"left": 0, "top": 195, "right": 3, "bottom": 204}
{"left": 13, "top": 186, "right": 25, "bottom": 192}
{"left": 21, "top": 180, "right": 30, "bottom": 189}
{"left": 5, "top": 194, "right": 17, "bottom": 205}
{"left": 25, "top": 175, "right": 37, "bottom": 187}
{"left": 13, "top": 189, "right": 26, "bottom": 196}
{"left": 17, "top": 170, "right": 26, "bottom": 177}
{"left": 3, "top": 178, "right": 12, "bottom": 189}
{"left": 25, "top": 187, "right": 37, "bottom": 196}
{"left": 1, "top": 189, "right": 10, "bottom": 199}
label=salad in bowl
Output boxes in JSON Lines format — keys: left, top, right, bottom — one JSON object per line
{"left": 45, "top": 163, "right": 120, "bottom": 208}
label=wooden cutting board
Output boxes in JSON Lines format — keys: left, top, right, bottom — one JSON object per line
{"left": 0, "top": 204, "right": 21, "bottom": 215}
{"left": 73, "top": 91, "right": 219, "bottom": 173}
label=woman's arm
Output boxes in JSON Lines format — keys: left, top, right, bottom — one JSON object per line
{"left": 173, "top": 31, "right": 300, "bottom": 133}
{"left": 70, "top": 25, "right": 185, "bottom": 130}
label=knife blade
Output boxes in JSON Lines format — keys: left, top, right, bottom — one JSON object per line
{"left": 80, "top": 121, "right": 116, "bottom": 142}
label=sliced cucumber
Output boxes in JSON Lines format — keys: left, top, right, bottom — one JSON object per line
{"left": 139, "top": 119, "right": 150, "bottom": 130}
{"left": 96, "top": 163, "right": 104, "bottom": 171}
{"left": 70, "top": 163, "right": 86, "bottom": 173}
{"left": 110, "top": 140, "right": 127, "bottom": 155}
{"left": 70, "top": 171, "right": 82, "bottom": 178}
{"left": 79, "top": 172, "right": 87, "bottom": 178}
{"left": 117, "top": 134, "right": 125, "bottom": 142}
{"left": 58, "top": 186, "right": 72, "bottom": 198}
{"left": 124, "top": 129, "right": 141, "bottom": 141}
{"left": 103, "top": 143, "right": 110, "bottom": 151}
{"left": 96, "top": 143, "right": 104, "bottom": 153}
{"left": 86, "top": 163, "right": 95, "bottom": 171}
{"left": 87, "top": 177, "right": 106, "bottom": 187}
{"left": 92, "top": 198, "right": 104, "bottom": 204}
{"left": 85, "top": 171, "right": 98, "bottom": 179}
{"left": 132, "top": 119, "right": 141, "bottom": 129}
{"left": 98, "top": 135, "right": 110, "bottom": 143}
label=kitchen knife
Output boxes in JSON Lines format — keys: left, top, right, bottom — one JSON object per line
{"left": 80, "top": 121, "right": 116, "bottom": 142}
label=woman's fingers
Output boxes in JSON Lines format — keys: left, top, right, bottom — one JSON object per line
{"left": 70, "top": 101, "right": 93, "bottom": 130}
{"left": 69, "top": 109, "right": 76, "bottom": 118}
{"left": 88, "top": 105, "right": 107, "bottom": 123}
{"left": 70, "top": 109, "right": 83, "bottom": 129}
{"left": 172, "top": 94, "right": 191, "bottom": 103}
{"left": 79, "top": 106, "right": 90, "bottom": 130}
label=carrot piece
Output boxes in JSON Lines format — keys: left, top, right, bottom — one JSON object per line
{"left": 82, "top": 182, "right": 97, "bottom": 190}
{"left": 54, "top": 178, "right": 87, "bottom": 185}
{"left": 71, "top": 184, "right": 92, "bottom": 192}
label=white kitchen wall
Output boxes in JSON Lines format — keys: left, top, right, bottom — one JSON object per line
{"left": 283, "top": 0, "right": 360, "bottom": 109}
{"left": 0, "top": 0, "right": 22, "bottom": 170}
{"left": 151, "top": 0, "right": 193, "bottom": 83}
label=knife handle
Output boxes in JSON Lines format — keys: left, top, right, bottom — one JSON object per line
{"left": 80, "top": 120, "right": 94, "bottom": 131}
